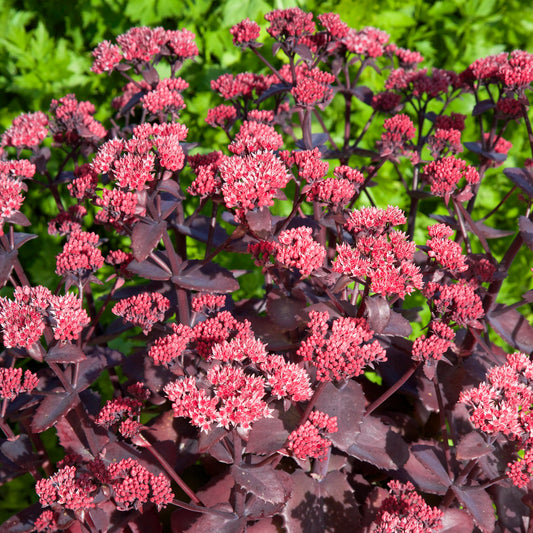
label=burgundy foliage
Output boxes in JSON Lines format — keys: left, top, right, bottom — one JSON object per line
{"left": 1, "top": 9, "right": 533, "bottom": 533}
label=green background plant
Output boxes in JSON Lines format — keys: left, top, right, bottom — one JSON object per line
{"left": 2, "top": 0, "right": 533, "bottom": 523}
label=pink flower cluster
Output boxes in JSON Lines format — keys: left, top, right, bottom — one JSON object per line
{"left": 291, "top": 68, "right": 335, "bottom": 107}
{"left": 228, "top": 120, "right": 283, "bottom": 154}
{"left": 377, "top": 113, "right": 416, "bottom": 159}
{"left": 206, "top": 104, "right": 237, "bottom": 129}
{"left": 191, "top": 293, "right": 226, "bottom": 314}
{"left": 411, "top": 321, "right": 455, "bottom": 363}
{"left": 426, "top": 223, "right": 467, "bottom": 272}
{"left": 423, "top": 281, "right": 484, "bottom": 327}
{"left": 297, "top": 311, "right": 386, "bottom": 382}
{"left": 264, "top": 8, "right": 315, "bottom": 40}
{"left": 164, "top": 367, "right": 272, "bottom": 432}
{"left": 163, "top": 312, "right": 312, "bottom": 431}
{"left": 0, "top": 159, "right": 36, "bottom": 234}
{"left": 334, "top": 207, "right": 422, "bottom": 298}
{"left": 211, "top": 72, "right": 269, "bottom": 100}
{"left": 287, "top": 410, "right": 338, "bottom": 461}
{"left": 219, "top": 150, "right": 290, "bottom": 221}
{"left": 0, "top": 367, "right": 39, "bottom": 400}
{"left": 280, "top": 147, "right": 329, "bottom": 182}
{"left": 36, "top": 465, "right": 97, "bottom": 511}
{"left": 107, "top": 458, "right": 173, "bottom": 510}
{"left": 112, "top": 292, "right": 170, "bottom": 334}
{"left": 55, "top": 231, "right": 104, "bottom": 277}
{"left": 343, "top": 26, "right": 390, "bottom": 58}
{"left": 37, "top": 459, "right": 173, "bottom": 513}
{"left": 428, "top": 128, "right": 463, "bottom": 158}
{"left": 386, "top": 67, "right": 458, "bottom": 99}
{"left": 49, "top": 94, "right": 106, "bottom": 145}
{"left": 95, "top": 383, "right": 149, "bottom": 439}
{"left": 0, "top": 286, "right": 89, "bottom": 347}
{"left": 187, "top": 151, "right": 226, "bottom": 197}
{"left": 141, "top": 77, "right": 188, "bottom": 115}
{"left": 91, "top": 27, "right": 198, "bottom": 73}
{"left": 373, "top": 480, "right": 443, "bottom": 533}
{"left": 422, "top": 156, "right": 479, "bottom": 200}
{"left": 275, "top": 226, "right": 326, "bottom": 277}
{"left": 462, "top": 50, "right": 533, "bottom": 89}
{"left": 1, "top": 111, "right": 48, "bottom": 149}
{"left": 460, "top": 352, "right": 533, "bottom": 487}
{"left": 148, "top": 323, "right": 193, "bottom": 366}
{"left": 230, "top": 18, "right": 261, "bottom": 46}
{"left": 91, "top": 122, "right": 188, "bottom": 192}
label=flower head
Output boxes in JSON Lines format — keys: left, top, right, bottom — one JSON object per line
{"left": 297, "top": 311, "right": 386, "bottom": 382}
{"left": 373, "top": 480, "right": 443, "bottom": 533}
{"left": 112, "top": 292, "right": 170, "bottom": 334}
{"left": 287, "top": 410, "right": 338, "bottom": 461}
{"left": 275, "top": 226, "right": 326, "bottom": 277}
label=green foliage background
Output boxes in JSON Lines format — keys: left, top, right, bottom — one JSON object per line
{"left": 1, "top": 0, "right": 533, "bottom": 523}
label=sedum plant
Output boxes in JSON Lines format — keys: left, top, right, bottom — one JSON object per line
{"left": 1, "top": 8, "right": 533, "bottom": 532}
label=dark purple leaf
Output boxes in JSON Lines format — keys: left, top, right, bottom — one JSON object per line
{"left": 456, "top": 432, "right": 494, "bottom": 460}
{"left": 472, "top": 220, "right": 514, "bottom": 239}
{"left": 119, "top": 90, "right": 144, "bottom": 116}
{"left": 490, "top": 484, "right": 529, "bottom": 533}
{"left": 282, "top": 470, "right": 360, "bottom": 533}
{"left": 178, "top": 215, "right": 230, "bottom": 246}
{"left": 12, "top": 233, "right": 38, "bottom": 249}
{"left": 351, "top": 85, "right": 374, "bottom": 105}
{"left": 247, "top": 417, "right": 289, "bottom": 455}
{"left": 295, "top": 133, "right": 329, "bottom": 150}
{"left": 198, "top": 426, "right": 232, "bottom": 463}
{"left": 362, "top": 295, "right": 391, "bottom": 334}
{"left": 6, "top": 211, "right": 31, "bottom": 226}
{"left": 272, "top": 42, "right": 281, "bottom": 57}
{"left": 55, "top": 409, "right": 109, "bottom": 456}
{"left": 46, "top": 343, "right": 86, "bottom": 363}
{"left": 440, "top": 508, "right": 474, "bottom": 533}
{"left": 31, "top": 391, "right": 80, "bottom": 433}
{"left": 142, "top": 65, "right": 160, "bottom": 86}
{"left": 315, "top": 381, "right": 365, "bottom": 453}
{"left": 231, "top": 463, "right": 292, "bottom": 504}
{"left": 0, "top": 503, "right": 68, "bottom": 533}
{"left": 126, "top": 505, "right": 164, "bottom": 533}
{"left": 523, "top": 288, "right": 533, "bottom": 303}
{"left": 488, "top": 304, "right": 533, "bottom": 353}
{"left": 411, "top": 445, "right": 451, "bottom": 487}
{"left": 451, "top": 486, "right": 495, "bottom": 533}
{"left": 266, "top": 292, "right": 307, "bottom": 331}
{"left": 382, "top": 310, "right": 412, "bottom": 337}
{"left": 471, "top": 100, "right": 496, "bottom": 116}
{"left": 160, "top": 198, "right": 180, "bottom": 220}
{"left": 347, "top": 416, "right": 409, "bottom": 469}
{"left": 54, "top": 170, "right": 76, "bottom": 183}
{"left": 257, "top": 82, "right": 290, "bottom": 104}
{"left": 504, "top": 167, "right": 533, "bottom": 198}
{"left": 464, "top": 141, "right": 507, "bottom": 161}
{"left": 245, "top": 207, "right": 272, "bottom": 237}
{"left": 172, "top": 261, "right": 239, "bottom": 293}
{"left": 145, "top": 410, "right": 198, "bottom": 472}
{"left": 158, "top": 179, "right": 183, "bottom": 198}
{"left": 0, "top": 250, "right": 17, "bottom": 286}
{"left": 131, "top": 220, "right": 167, "bottom": 262}
{"left": 293, "top": 43, "right": 313, "bottom": 61}
{"left": 399, "top": 445, "right": 450, "bottom": 494}
{"left": 245, "top": 519, "right": 279, "bottom": 532}
{"left": 519, "top": 215, "right": 533, "bottom": 250}
{"left": 178, "top": 506, "right": 244, "bottom": 533}
{"left": 127, "top": 258, "right": 172, "bottom": 280}
{"left": 0, "top": 434, "right": 40, "bottom": 472}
